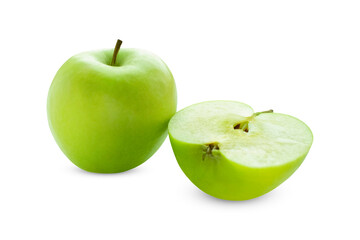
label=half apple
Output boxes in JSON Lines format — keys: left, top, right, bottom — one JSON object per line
{"left": 168, "top": 101, "right": 313, "bottom": 201}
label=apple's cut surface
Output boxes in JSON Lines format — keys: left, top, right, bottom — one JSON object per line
{"left": 48, "top": 42, "right": 177, "bottom": 173}
{"left": 168, "top": 101, "right": 313, "bottom": 200}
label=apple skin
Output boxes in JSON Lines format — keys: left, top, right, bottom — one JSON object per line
{"left": 47, "top": 48, "right": 177, "bottom": 173}
{"left": 169, "top": 136, "right": 309, "bottom": 200}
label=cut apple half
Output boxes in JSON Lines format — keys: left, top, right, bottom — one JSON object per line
{"left": 168, "top": 101, "right": 313, "bottom": 201}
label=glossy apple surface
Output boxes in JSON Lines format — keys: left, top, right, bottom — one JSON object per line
{"left": 48, "top": 47, "right": 177, "bottom": 173}
{"left": 168, "top": 101, "right": 312, "bottom": 200}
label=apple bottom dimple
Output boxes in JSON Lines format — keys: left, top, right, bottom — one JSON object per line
{"left": 170, "top": 136, "right": 306, "bottom": 201}
{"left": 202, "top": 143, "right": 220, "bottom": 161}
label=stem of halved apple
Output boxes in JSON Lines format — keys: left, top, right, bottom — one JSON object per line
{"left": 110, "top": 39, "right": 123, "bottom": 66}
{"left": 234, "top": 109, "right": 274, "bottom": 133}
{"left": 254, "top": 109, "right": 273, "bottom": 116}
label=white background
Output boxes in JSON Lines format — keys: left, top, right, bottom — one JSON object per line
{"left": 0, "top": 0, "right": 359, "bottom": 239}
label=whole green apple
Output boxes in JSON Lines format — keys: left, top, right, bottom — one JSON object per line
{"left": 168, "top": 101, "right": 312, "bottom": 201}
{"left": 48, "top": 40, "right": 177, "bottom": 173}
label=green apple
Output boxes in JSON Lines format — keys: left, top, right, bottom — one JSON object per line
{"left": 168, "top": 101, "right": 312, "bottom": 200}
{"left": 47, "top": 40, "right": 177, "bottom": 173}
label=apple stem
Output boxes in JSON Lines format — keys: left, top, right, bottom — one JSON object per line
{"left": 254, "top": 109, "right": 273, "bottom": 117}
{"left": 110, "top": 39, "right": 123, "bottom": 66}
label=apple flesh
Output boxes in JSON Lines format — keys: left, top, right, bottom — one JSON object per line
{"left": 168, "top": 101, "right": 312, "bottom": 200}
{"left": 47, "top": 44, "right": 177, "bottom": 173}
